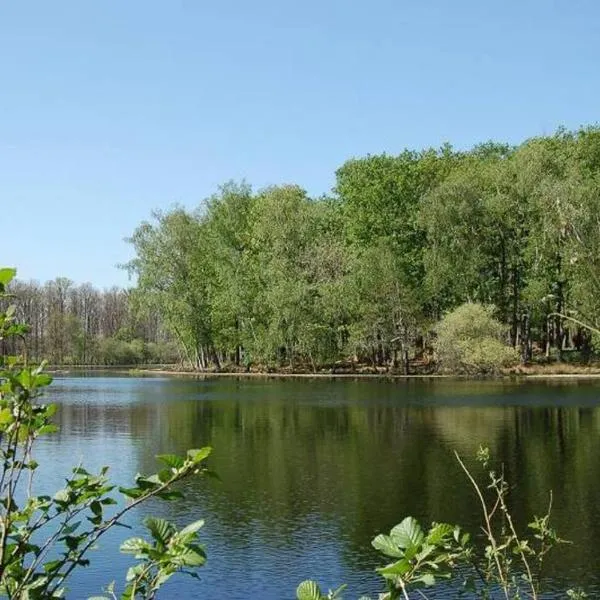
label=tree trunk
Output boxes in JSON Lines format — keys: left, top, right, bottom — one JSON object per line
{"left": 235, "top": 318, "right": 241, "bottom": 366}
{"left": 511, "top": 266, "right": 519, "bottom": 347}
{"left": 212, "top": 347, "right": 221, "bottom": 372}
{"left": 520, "top": 312, "right": 531, "bottom": 364}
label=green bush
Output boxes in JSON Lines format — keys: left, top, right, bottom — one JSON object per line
{"left": 145, "top": 340, "right": 180, "bottom": 364}
{"left": 434, "top": 302, "right": 518, "bottom": 374}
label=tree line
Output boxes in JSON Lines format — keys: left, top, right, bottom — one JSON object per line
{"left": 124, "top": 127, "right": 600, "bottom": 372}
{"left": 1, "top": 278, "right": 177, "bottom": 365}
{"left": 9, "top": 126, "right": 600, "bottom": 371}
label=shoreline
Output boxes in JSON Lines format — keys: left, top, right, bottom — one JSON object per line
{"left": 140, "top": 370, "right": 600, "bottom": 380}
{"left": 48, "top": 366, "right": 600, "bottom": 381}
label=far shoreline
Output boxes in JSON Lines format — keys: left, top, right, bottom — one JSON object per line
{"left": 47, "top": 364, "right": 600, "bottom": 381}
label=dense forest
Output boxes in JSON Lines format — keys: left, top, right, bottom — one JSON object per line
{"left": 7, "top": 127, "right": 600, "bottom": 372}
{"left": 121, "top": 127, "right": 600, "bottom": 372}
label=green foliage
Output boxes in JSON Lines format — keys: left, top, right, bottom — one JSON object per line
{"left": 124, "top": 207, "right": 215, "bottom": 370}
{"left": 7, "top": 128, "right": 600, "bottom": 372}
{"left": 117, "top": 126, "right": 600, "bottom": 373}
{"left": 302, "top": 448, "right": 582, "bottom": 599}
{"left": 0, "top": 269, "right": 17, "bottom": 292}
{"left": 455, "top": 447, "right": 569, "bottom": 599}
{"left": 567, "top": 589, "right": 589, "bottom": 599}
{"left": 0, "top": 268, "right": 212, "bottom": 599}
{"left": 114, "top": 517, "right": 206, "bottom": 600}
{"left": 371, "top": 517, "right": 468, "bottom": 597}
{"left": 434, "top": 303, "right": 519, "bottom": 374}
{"left": 296, "top": 580, "right": 346, "bottom": 600}
{"left": 2, "top": 278, "right": 177, "bottom": 367}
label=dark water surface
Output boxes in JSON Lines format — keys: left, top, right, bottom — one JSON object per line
{"left": 37, "top": 376, "right": 600, "bottom": 599}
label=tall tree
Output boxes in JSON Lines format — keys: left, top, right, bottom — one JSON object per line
{"left": 126, "top": 208, "right": 216, "bottom": 369}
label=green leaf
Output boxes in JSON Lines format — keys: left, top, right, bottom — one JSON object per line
{"left": 43, "top": 560, "right": 63, "bottom": 573}
{"left": 415, "top": 573, "right": 436, "bottom": 586}
{"left": 0, "top": 268, "right": 16, "bottom": 286}
{"left": 296, "top": 580, "right": 324, "bottom": 600}
{"left": 34, "top": 373, "right": 53, "bottom": 387}
{"left": 426, "top": 522, "right": 454, "bottom": 545}
{"left": 177, "top": 546, "right": 206, "bottom": 567}
{"left": 156, "top": 454, "right": 184, "bottom": 469}
{"left": 119, "top": 486, "right": 143, "bottom": 499}
{"left": 154, "top": 571, "right": 175, "bottom": 587}
{"left": 178, "top": 519, "right": 205, "bottom": 537}
{"left": 155, "top": 490, "right": 184, "bottom": 501}
{"left": 90, "top": 500, "right": 102, "bottom": 517}
{"left": 28, "top": 576, "right": 50, "bottom": 589}
{"left": 390, "top": 517, "right": 425, "bottom": 550}
{"left": 62, "top": 521, "right": 81, "bottom": 535}
{"left": 415, "top": 543, "right": 435, "bottom": 562}
{"left": 330, "top": 584, "right": 347, "bottom": 599}
{"left": 120, "top": 537, "right": 150, "bottom": 554}
{"left": 141, "top": 473, "right": 162, "bottom": 485}
{"left": 17, "top": 370, "right": 33, "bottom": 389}
{"left": 187, "top": 447, "right": 212, "bottom": 463}
{"left": 126, "top": 563, "right": 145, "bottom": 582}
{"left": 62, "top": 535, "right": 82, "bottom": 551}
{"left": 372, "top": 534, "right": 403, "bottom": 558}
{"left": 144, "top": 517, "right": 175, "bottom": 545}
{"left": 157, "top": 468, "right": 174, "bottom": 483}
{"left": 376, "top": 558, "right": 411, "bottom": 577}
{"left": 53, "top": 489, "right": 70, "bottom": 503}
{"left": 0, "top": 408, "right": 13, "bottom": 425}
{"left": 73, "top": 466, "right": 91, "bottom": 476}
{"left": 37, "top": 424, "right": 58, "bottom": 436}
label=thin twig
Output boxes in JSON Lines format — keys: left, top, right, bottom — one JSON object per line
{"left": 493, "top": 477, "right": 536, "bottom": 599}
{"left": 454, "top": 451, "right": 510, "bottom": 600}
{"left": 398, "top": 578, "right": 411, "bottom": 600}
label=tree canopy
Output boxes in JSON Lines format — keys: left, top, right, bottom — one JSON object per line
{"left": 120, "top": 127, "right": 600, "bottom": 371}
{"left": 11, "top": 127, "right": 600, "bottom": 372}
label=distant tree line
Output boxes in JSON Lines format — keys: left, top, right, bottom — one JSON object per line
{"left": 122, "top": 127, "right": 600, "bottom": 372}
{"left": 1, "top": 279, "right": 178, "bottom": 365}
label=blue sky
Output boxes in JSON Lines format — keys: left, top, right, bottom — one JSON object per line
{"left": 1, "top": 0, "right": 599, "bottom": 287}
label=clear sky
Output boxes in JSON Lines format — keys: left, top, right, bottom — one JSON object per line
{"left": 1, "top": 0, "right": 598, "bottom": 288}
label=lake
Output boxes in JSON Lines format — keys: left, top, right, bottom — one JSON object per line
{"left": 36, "top": 375, "right": 600, "bottom": 599}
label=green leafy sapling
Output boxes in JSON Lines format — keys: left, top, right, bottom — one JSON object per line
{"left": 298, "top": 517, "right": 469, "bottom": 600}
{"left": 456, "top": 446, "right": 569, "bottom": 600}
{"left": 299, "top": 448, "right": 583, "bottom": 599}
{"left": 371, "top": 517, "right": 469, "bottom": 599}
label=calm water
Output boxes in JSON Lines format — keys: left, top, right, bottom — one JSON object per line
{"left": 35, "top": 375, "right": 600, "bottom": 599}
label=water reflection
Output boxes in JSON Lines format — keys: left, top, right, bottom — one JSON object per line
{"left": 38, "top": 377, "right": 600, "bottom": 598}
